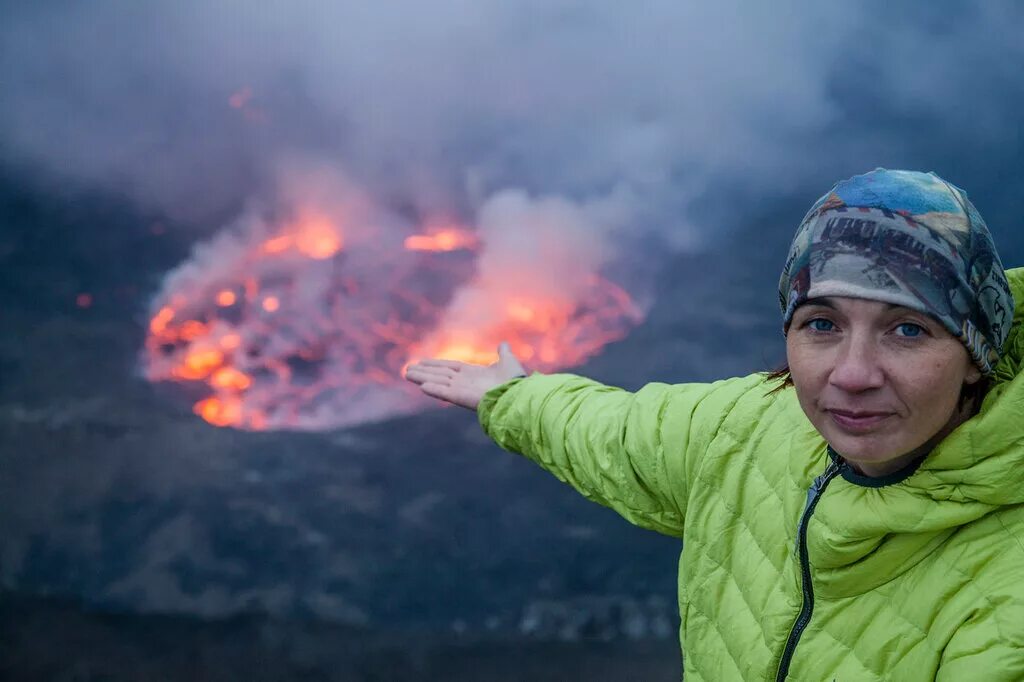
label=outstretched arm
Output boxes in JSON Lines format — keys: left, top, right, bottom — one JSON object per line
{"left": 406, "top": 343, "right": 741, "bottom": 537}
{"left": 407, "top": 340, "right": 768, "bottom": 536}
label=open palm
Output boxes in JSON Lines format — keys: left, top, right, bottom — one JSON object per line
{"left": 404, "top": 342, "right": 527, "bottom": 410}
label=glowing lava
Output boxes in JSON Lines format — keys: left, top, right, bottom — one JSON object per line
{"left": 143, "top": 190, "right": 643, "bottom": 431}
{"left": 404, "top": 227, "right": 478, "bottom": 252}
{"left": 409, "top": 277, "right": 641, "bottom": 369}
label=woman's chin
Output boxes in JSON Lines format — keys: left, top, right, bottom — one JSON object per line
{"left": 822, "top": 429, "right": 902, "bottom": 467}
{"left": 825, "top": 428, "right": 936, "bottom": 477}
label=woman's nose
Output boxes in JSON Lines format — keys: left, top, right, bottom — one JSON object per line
{"left": 828, "top": 336, "right": 885, "bottom": 392}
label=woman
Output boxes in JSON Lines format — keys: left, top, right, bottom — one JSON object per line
{"left": 405, "top": 169, "right": 1024, "bottom": 680}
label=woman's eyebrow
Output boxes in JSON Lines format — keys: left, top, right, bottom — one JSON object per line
{"left": 802, "top": 297, "right": 836, "bottom": 310}
{"left": 804, "top": 298, "right": 906, "bottom": 313}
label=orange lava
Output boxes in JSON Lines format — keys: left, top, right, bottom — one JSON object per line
{"left": 179, "top": 320, "right": 208, "bottom": 341}
{"left": 294, "top": 215, "right": 343, "bottom": 259}
{"left": 211, "top": 367, "right": 252, "bottom": 391}
{"left": 174, "top": 347, "right": 224, "bottom": 380}
{"left": 410, "top": 280, "right": 641, "bottom": 379}
{"left": 194, "top": 396, "right": 242, "bottom": 427}
{"left": 150, "top": 306, "right": 175, "bottom": 335}
{"left": 142, "top": 201, "right": 641, "bottom": 431}
{"left": 404, "top": 228, "right": 478, "bottom": 252}
{"left": 260, "top": 214, "right": 343, "bottom": 260}
{"left": 430, "top": 343, "right": 500, "bottom": 365}
{"left": 262, "top": 235, "right": 293, "bottom": 254}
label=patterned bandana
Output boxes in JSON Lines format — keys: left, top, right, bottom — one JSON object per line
{"left": 779, "top": 169, "right": 1014, "bottom": 374}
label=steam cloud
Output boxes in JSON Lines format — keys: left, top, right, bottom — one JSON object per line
{"left": 2, "top": 1, "right": 1022, "bottom": 427}
{"left": 3, "top": 2, "right": 1021, "bottom": 235}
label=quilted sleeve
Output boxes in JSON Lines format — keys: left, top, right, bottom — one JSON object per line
{"left": 477, "top": 372, "right": 763, "bottom": 537}
{"left": 936, "top": 604, "right": 1024, "bottom": 681}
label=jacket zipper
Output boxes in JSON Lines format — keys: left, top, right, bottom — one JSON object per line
{"left": 774, "top": 458, "right": 844, "bottom": 682}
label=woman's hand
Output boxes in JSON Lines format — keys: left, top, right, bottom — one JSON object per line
{"left": 404, "top": 342, "right": 527, "bottom": 410}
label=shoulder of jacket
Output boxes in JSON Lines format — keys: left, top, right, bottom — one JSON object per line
{"left": 656, "top": 372, "right": 808, "bottom": 445}
{"left": 934, "top": 506, "right": 1024, "bottom": 617}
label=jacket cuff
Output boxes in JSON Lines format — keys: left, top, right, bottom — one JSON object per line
{"left": 477, "top": 373, "right": 531, "bottom": 435}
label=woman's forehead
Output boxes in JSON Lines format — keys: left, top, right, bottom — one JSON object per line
{"left": 796, "top": 297, "right": 921, "bottom": 316}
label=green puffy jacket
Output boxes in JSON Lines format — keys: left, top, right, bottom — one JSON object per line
{"left": 478, "top": 267, "right": 1024, "bottom": 681}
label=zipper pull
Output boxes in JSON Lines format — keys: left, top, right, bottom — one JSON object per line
{"left": 813, "top": 459, "right": 842, "bottom": 492}
{"left": 794, "top": 459, "right": 843, "bottom": 557}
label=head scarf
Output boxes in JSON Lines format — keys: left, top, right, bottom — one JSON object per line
{"left": 779, "top": 168, "right": 1014, "bottom": 374}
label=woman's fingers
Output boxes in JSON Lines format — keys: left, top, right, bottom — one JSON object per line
{"left": 406, "top": 343, "right": 525, "bottom": 410}
{"left": 404, "top": 359, "right": 462, "bottom": 383}
{"left": 416, "top": 358, "right": 464, "bottom": 371}
{"left": 404, "top": 366, "right": 454, "bottom": 385}
{"left": 420, "top": 380, "right": 461, "bottom": 405}
{"left": 420, "top": 380, "right": 479, "bottom": 410}
{"left": 406, "top": 364, "right": 454, "bottom": 379}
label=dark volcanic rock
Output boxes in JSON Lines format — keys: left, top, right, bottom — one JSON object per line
{"left": 0, "top": 592, "right": 681, "bottom": 682}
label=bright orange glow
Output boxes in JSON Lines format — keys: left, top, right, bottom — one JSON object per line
{"left": 175, "top": 348, "right": 224, "bottom": 380}
{"left": 262, "top": 235, "right": 293, "bottom": 254}
{"left": 433, "top": 342, "right": 499, "bottom": 365}
{"left": 294, "top": 216, "right": 343, "bottom": 259}
{"left": 179, "top": 320, "right": 208, "bottom": 341}
{"left": 211, "top": 367, "right": 252, "bottom": 391}
{"left": 142, "top": 197, "right": 643, "bottom": 431}
{"left": 261, "top": 215, "right": 343, "bottom": 260}
{"left": 150, "top": 306, "right": 175, "bottom": 335}
{"left": 409, "top": 281, "right": 642, "bottom": 384}
{"left": 194, "top": 396, "right": 242, "bottom": 427}
{"left": 404, "top": 228, "right": 478, "bottom": 252}
{"left": 506, "top": 301, "right": 535, "bottom": 322}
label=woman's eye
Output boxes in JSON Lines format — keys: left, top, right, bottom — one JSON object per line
{"left": 895, "top": 322, "right": 925, "bottom": 338}
{"left": 807, "top": 318, "right": 835, "bottom": 332}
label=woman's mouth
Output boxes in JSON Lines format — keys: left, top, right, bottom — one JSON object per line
{"left": 826, "top": 409, "right": 893, "bottom": 433}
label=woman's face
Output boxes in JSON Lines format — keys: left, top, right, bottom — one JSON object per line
{"left": 786, "top": 297, "right": 981, "bottom": 476}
